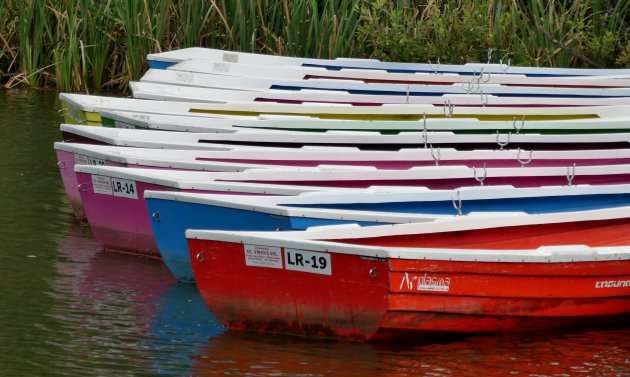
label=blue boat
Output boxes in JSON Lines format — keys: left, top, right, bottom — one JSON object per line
{"left": 145, "top": 184, "right": 630, "bottom": 282}
{"left": 145, "top": 192, "right": 398, "bottom": 282}
{"left": 146, "top": 47, "right": 630, "bottom": 77}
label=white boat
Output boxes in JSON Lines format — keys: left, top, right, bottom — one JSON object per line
{"left": 100, "top": 109, "right": 630, "bottom": 134}
{"left": 130, "top": 81, "right": 630, "bottom": 107}
{"left": 146, "top": 47, "right": 630, "bottom": 77}
{"left": 140, "top": 67, "right": 630, "bottom": 97}
{"left": 59, "top": 92, "right": 630, "bottom": 126}
{"left": 59, "top": 123, "right": 630, "bottom": 151}
{"left": 166, "top": 58, "right": 630, "bottom": 88}
{"left": 55, "top": 141, "right": 630, "bottom": 171}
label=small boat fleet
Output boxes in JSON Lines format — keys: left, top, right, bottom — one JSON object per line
{"left": 55, "top": 48, "right": 630, "bottom": 341}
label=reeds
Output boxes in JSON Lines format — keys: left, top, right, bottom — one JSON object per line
{"left": 1, "top": 0, "right": 628, "bottom": 92}
{"left": 0, "top": 0, "right": 16, "bottom": 84}
{"left": 1, "top": 0, "right": 364, "bottom": 91}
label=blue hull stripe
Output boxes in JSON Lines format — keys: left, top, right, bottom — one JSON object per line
{"left": 148, "top": 60, "right": 177, "bottom": 69}
{"left": 283, "top": 194, "right": 630, "bottom": 214}
{"left": 302, "top": 63, "right": 588, "bottom": 77}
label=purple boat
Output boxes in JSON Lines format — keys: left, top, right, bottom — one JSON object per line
{"left": 56, "top": 141, "right": 630, "bottom": 221}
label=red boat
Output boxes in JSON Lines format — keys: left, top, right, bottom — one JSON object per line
{"left": 186, "top": 207, "right": 630, "bottom": 341}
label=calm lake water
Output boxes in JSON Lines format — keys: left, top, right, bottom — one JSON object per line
{"left": 0, "top": 89, "right": 628, "bottom": 376}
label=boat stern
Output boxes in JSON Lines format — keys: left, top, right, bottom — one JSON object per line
{"left": 187, "top": 236, "right": 391, "bottom": 340}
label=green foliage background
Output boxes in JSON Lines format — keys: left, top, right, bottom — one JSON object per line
{"left": 1, "top": 0, "right": 629, "bottom": 91}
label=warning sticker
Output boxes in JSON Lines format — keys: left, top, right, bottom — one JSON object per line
{"left": 222, "top": 52, "right": 239, "bottom": 63}
{"left": 75, "top": 154, "right": 89, "bottom": 165}
{"left": 131, "top": 113, "right": 151, "bottom": 121}
{"left": 176, "top": 72, "right": 193, "bottom": 83}
{"left": 114, "top": 120, "right": 135, "bottom": 129}
{"left": 213, "top": 62, "right": 230, "bottom": 73}
{"left": 244, "top": 244, "right": 283, "bottom": 269}
{"left": 92, "top": 175, "right": 113, "bottom": 195}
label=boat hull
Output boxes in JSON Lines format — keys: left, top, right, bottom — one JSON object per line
{"left": 60, "top": 100, "right": 102, "bottom": 126}
{"left": 77, "top": 171, "right": 330, "bottom": 258}
{"left": 236, "top": 174, "right": 630, "bottom": 189}
{"left": 200, "top": 157, "right": 630, "bottom": 169}
{"left": 188, "top": 239, "right": 630, "bottom": 341}
{"left": 188, "top": 239, "right": 391, "bottom": 340}
{"left": 55, "top": 149, "right": 123, "bottom": 221}
{"left": 150, "top": 192, "right": 630, "bottom": 282}
{"left": 77, "top": 171, "right": 167, "bottom": 257}
{"left": 146, "top": 197, "right": 385, "bottom": 281}
{"left": 340, "top": 217, "right": 630, "bottom": 249}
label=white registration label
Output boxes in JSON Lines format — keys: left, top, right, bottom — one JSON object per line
{"left": 92, "top": 175, "right": 113, "bottom": 195}
{"left": 111, "top": 178, "right": 138, "bottom": 199}
{"left": 131, "top": 113, "right": 151, "bottom": 121}
{"left": 74, "top": 154, "right": 89, "bottom": 165}
{"left": 213, "top": 62, "right": 230, "bottom": 73}
{"left": 114, "top": 120, "right": 135, "bottom": 129}
{"left": 222, "top": 52, "right": 239, "bottom": 63}
{"left": 284, "top": 248, "right": 331, "bottom": 275}
{"left": 175, "top": 72, "right": 193, "bottom": 83}
{"left": 244, "top": 245, "right": 283, "bottom": 269}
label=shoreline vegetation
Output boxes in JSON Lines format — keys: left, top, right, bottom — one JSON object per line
{"left": 1, "top": 0, "right": 629, "bottom": 92}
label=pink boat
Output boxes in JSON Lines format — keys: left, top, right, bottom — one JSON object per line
{"left": 74, "top": 165, "right": 357, "bottom": 258}
{"left": 56, "top": 142, "right": 242, "bottom": 221}
{"left": 77, "top": 163, "right": 630, "bottom": 258}
{"left": 56, "top": 141, "right": 630, "bottom": 221}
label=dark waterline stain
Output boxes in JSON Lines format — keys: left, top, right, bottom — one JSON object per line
{"left": 0, "top": 89, "right": 627, "bottom": 376}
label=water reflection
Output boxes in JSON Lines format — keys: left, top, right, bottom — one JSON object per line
{"left": 191, "top": 328, "right": 629, "bottom": 376}
{"left": 49, "top": 222, "right": 226, "bottom": 375}
{"left": 0, "top": 89, "right": 76, "bottom": 376}
{"left": 146, "top": 284, "right": 226, "bottom": 375}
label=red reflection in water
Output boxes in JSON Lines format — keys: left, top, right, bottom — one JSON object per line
{"left": 190, "top": 326, "right": 629, "bottom": 376}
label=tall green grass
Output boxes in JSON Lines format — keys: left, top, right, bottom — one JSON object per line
{"left": 1, "top": 0, "right": 628, "bottom": 91}
{"left": 1, "top": 0, "right": 363, "bottom": 91}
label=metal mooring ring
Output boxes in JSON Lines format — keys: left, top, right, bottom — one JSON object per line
{"left": 369, "top": 267, "right": 378, "bottom": 278}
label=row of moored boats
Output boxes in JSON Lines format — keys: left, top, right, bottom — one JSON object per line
{"left": 55, "top": 47, "right": 630, "bottom": 341}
